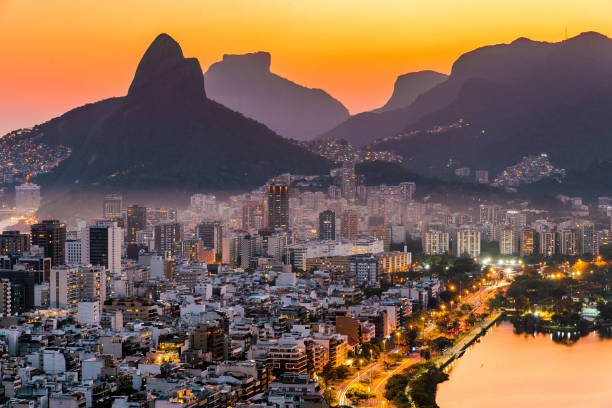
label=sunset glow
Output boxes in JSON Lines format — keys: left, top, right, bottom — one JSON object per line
{"left": 2, "top": 0, "right": 612, "bottom": 134}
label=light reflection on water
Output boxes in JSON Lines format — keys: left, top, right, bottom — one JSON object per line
{"left": 437, "top": 321, "right": 612, "bottom": 408}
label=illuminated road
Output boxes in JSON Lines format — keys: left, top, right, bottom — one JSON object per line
{"left": 336, "top": 355, "right": 419, "bottom": 407}
{"left": 335, "top": 281, "right": 508, "bottom": 406}
{"left": 337, "top": 362, "right": 381, "bottom": 406}
{"left": 370, "top": 357, "right": 420, "bottom": 407}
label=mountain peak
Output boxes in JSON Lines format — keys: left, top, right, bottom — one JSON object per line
{"left": 204, "top": 51, "right": 348, "bottom": 140}
{"left": 563, "top": 31, "right": 610, "bottom": 45}
{"left": 573, "top": 31, "right": 608, "bottom": 39}
{"left": 375, "top": 70, "right": 447, "bottom": 113}
{"left": 128, "top": 33, "right": 204, "bottom": 99}
{"left": 511, "top": 36, "right": 535, "bottom": 45}
{"left": 221, "top": 51, "right": 272, "bottom": 71}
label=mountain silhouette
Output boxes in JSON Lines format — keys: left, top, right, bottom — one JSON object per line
{"left": 205, "top": 51, "right": 349, "bottom": 140}
{"left": 370, "top": 32, "right": 612, "bottom": 176}
{"left": 374, "top": 70, "right": 447, "bottom": 113}
{"left": 32, "top": 34, "right": 331, "bottom": 191}
{"left": 319, "top": 36, "right": 561, "bottom": 147}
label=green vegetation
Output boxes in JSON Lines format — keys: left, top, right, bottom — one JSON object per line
{"left": 319, "top": 363, "right": 351, "bottom": 385}
{"left": 346, "top": 383, "right": 375, "bottom": 403}
{"left": 383, "top": 363, "right": 448, "bottom": 408}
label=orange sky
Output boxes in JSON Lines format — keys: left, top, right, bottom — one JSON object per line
{"left": 2, "top": 0, "right": 612, "bottom": 135}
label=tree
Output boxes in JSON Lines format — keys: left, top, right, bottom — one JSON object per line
{"left": 461, "top": 303, "right": 473, "bottom": 312}
{"left": 384, "top": 374, "right": 409, "bottom": 402}
{"left": 435, "top": 314, "right": 451, "bottom": 332}
{"left": 419, "top": 348, "right": 431, "bottom": 360}
{"left": 346, "top": 383, "right": 374, "bottom": 403}
{"left": 515, "top": 295, "right": 530, "bottom": 313}
{"left": 387, "top": 352, "right": 403, "bottom": 364}
{"left": 597, "top": 301, "right": 612, "bottom": 321}
{"left": 466, "top": 313, "right": 478, "bottom": 326}
{"left": 323, "top": 388, "right": 337, "bottom": 406}
{"left": 487, "top": 293, "right": 509, "bottom": 310}
{"left": 432, "top": 336, "right": 453, "bottom": 352}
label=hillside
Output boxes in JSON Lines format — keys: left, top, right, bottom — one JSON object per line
{"left": 31, "top": 34, "right": 331, "bottom": 191}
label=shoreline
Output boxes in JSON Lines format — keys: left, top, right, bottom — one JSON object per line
{"left": 437, "top": 311, "right": 504, "bottom": 371}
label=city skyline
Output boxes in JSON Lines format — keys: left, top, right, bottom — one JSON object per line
{"left": 2, "top": 3, "right": 612, "bottom": 407}
{"left": 2, "top": 0, "right": 612, "bottom": 133}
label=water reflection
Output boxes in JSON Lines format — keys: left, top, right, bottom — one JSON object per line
{"left": 437, "top": 321, "right": 612, "bottom": 408}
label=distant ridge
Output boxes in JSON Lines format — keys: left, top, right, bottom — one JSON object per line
{"left": 369, "top": 31, "right": 612, "bottom": 177}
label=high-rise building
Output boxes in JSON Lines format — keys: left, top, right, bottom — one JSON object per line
{"left": 423, "top": 231, "right": 450, "bottom": 255}
{"left": 0, "top": 230, "right": 30, "bottom": 255}
{"left": 341, "top": 161, "right": 356, "bottom": 200}
{"left": 192, "top": 323, "right": 227, "bottom": 361}
{"left": 15, "top": 183, "right": 41, "bottom": 212}
{"left": 351, "top": 254, "right": 379, "bottom": 286}
{"left": 520, "top": 228, "right": 535, "bottom": 256}
{"left": 31, "top": 219, "right": 67, "bottom": 266}
{"left": 499, "top": 227, "right": 516, "bottom": 255}
{"left": 267, "top": 184, "right": 289, "bottom": 229}
{"left": 0, "top": 278, "right": 11, "bottom": 315}
{"left": 454, "top": 229, "right": 481, "bottom": 258}
{"left": 190, "top": 194, "right": 217, "bottom": 212}
{"left": 455, "top": 167, "right": 471, "bottom": 177}
{"left": 65, "top": 238, "right": 82, "bottom": 264}
{"left": 77, "top": 300, "right": 100, "bottom": 326}
{"left": 558, "top": 229, "right": 577, "bottom": 255}
{"left": 52, "top": 267, "right": 79, "bottom": 309}
{"left": 475, "top": 170, "right": 489, "bottom": 184}
{"left": 103, "top": 193, "right": 122, "bottom": 220}
{"left": 540, "top": 229, "right": 556, "bottom": 257}
{"left": 267, "top": 232, "right": 289, "bottom": 262}
{"left": 399, "top": 182, "right": 416, "bottom": 201}
{"left": 579, "top": 222, "right": 598, "bottom": 255}
{"left": 318, "top": 210, "right": 336, "bottom": 241}
{"left": 0, "top": 269, "right": 43, "bottom": 313}
{"left": 81, "top": 221, "right": 122, "bottom": 274}
{"left": 242, "top": 201, "right": 264, "bottom": 231}
{"left": 479, "top": 205, "right": 502, "bottom": 224}
{"left": 237, "top": 234, "right": 260, "bottom": 269}
{"left": 506, "top": 210, "right": 527, "bottom": 230}
{"left": 126, "top": 205, "right": 147, "bottom": 243}
{"left": 147, "top": 207, "right": 178, "bottom": 226}
{"left": 50, "top": 266, "right": 107, "bottom": 309}
{"left": 154, "top": 222, "right": 183, "bottom": 259}
{"left": 340, "top": 210, "right": 358, "bottom": 239}
{"left": 197, "top": 221, "right": 223, "bottom": 260}
{"left": 181, "top": 239, "right": 209, "bottom": 263}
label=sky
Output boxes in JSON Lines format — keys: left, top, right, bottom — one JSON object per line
{"left": 2, "top": 0, "right": 612, "bottom": 135}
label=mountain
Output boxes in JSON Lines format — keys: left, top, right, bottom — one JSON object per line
{"left": 374, "top": 70, "right": 447, "bottom": 113}
{"left": 204, "top": 52, "right": 349, "bottom": 140}
{"left": 318, "top": 69, "right": 452, "bottom": 146}
{"left": 319, "top": 34, "right": 587, "bottom": 147}
{"left": 370, "top": 32, "right": 612, "bottom": 176}
{"left": 31, "top": 34, "right": 331, "bottom": 191}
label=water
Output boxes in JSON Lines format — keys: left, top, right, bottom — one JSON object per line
{"left": 436, "top": 321, "right": 612, "bottom": 408}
